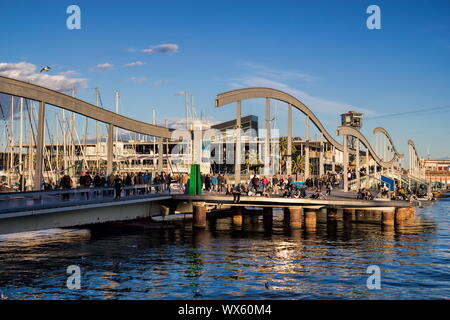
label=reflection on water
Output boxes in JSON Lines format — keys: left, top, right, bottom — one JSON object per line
{"left": 0, "top": 199, "right": 449, "bottom": 300}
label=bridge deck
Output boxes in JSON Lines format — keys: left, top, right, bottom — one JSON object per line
{"left": 0, "top": 187, "right": 172, "bottom": 216}
{"left": 0, "top": 188, "right": 413, "bottom": 217}
{"left": 173, "top": 190, "right": 411, "bottom": 210}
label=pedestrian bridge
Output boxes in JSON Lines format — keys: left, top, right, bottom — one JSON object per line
{"left": 0, "top": 186, "right": 172, "bottom": 235}
{"left": 0, "top": 185, "right": 416, "bottom": 235}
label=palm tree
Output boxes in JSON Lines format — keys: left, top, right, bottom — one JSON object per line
{"left": 292, "top": 154, "right": 314, "bottom": 177}
{"left": 245, "top": 149, "right": 260, "bottom": 174}
{"left": 292, "top": 154, "right": 305, "bottom": 174}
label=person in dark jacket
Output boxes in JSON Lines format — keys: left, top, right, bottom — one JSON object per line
{"left": 60, "top": 174, "right": 72, "bottom": 200}
{"left": 113, "top": 175, "right": 123, "bottom": 200}
{"left": 124, "top": 173, "right": 132, "bottom": 196}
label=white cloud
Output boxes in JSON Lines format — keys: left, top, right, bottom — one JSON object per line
{"left": 229, "top": 76, "right": 374, "bottom": 116}
{"left": 151, "top": 79, "right": 171, "bottom": 87}
{"left": 241, "top": 62, "right": 318, "bottom": 82}
{"left": 128, "top": 76, "right": 147, "bottom": 83}
{"left": 91, "top": 63, "right": 113, "bottom": 71}
{"left": 141, "top": 43, "right": 179, "bottom": 54}
{"left": 124, "top": 61, "right": 144, "bottom": 67}
{"left": 58, "top": 69, "right": 79, "bottom": 76}
{"left": 0, "top": 61, "right": 87, "bottom": 92}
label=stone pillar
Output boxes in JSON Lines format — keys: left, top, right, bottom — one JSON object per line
{"left": 34, "top": 100, "right": 46, "bottom": 190}
{"left": 327, "top": 208, "right": 338, "bottom": 236}
{"left": 382, "top": 209, "right": 395, "bottom": 226}
{"left": 304, "top": 208, "right": 317, "bottom": 230}
{"left": 283, "top": 207, "right": 290, "bottom": 225}
{"left": 343, "top": 208, "right": 353, "bottom": 228}
{"left": 355, "top": 209, "right": 365, "bottom": 222}
{"left": 208, "top": 211, "right": 217, "bottom": 229}
{"left": 263, "top": 207, "right": 273, "bottom": 228}
{"left": 235, "top": 100, "right": 241, "bottom": 186}
{"left": 193, "top": 203, "right": 206, "bottom": 228}
{"left": 408, "top": 207, "right": 415, "bottom": 219}
{"left": 264, "top": 98, "right": 271, "bottom": 176}
{"left": 289, "top": 207, "right": 302, "bottom": 229}
{"left": 287, "top": 104, "right": 292, "bottom": 177}
{"left": 158, "top": 137, "right": 163, "bottom": 173}
{"left": 356, "top": 138, "right": 360, "bottom": 190}
{"left": 343, "top": 135, "right": 348, "bottom": 192}
{"left": 250, "top": 212, "right": 259, "bottom": 225}
{"left": 327, "top": 208, "right": 338, "bottom": 222}
{"left": 395, "top": 207, "right": 409, "bottom": 224}
{"left": 305, "top": 115, "right": 310, "bottom": 179}
{"left": 232, "top": 206, "right": 243, "bottom": 227}
{"left": 107, "top": 123, "right": 114, "bottom": 175}
{"left": 319, "top": 132, "right": 324, "bottom": 177}
{"left": 331, "top": 146, "right": 336, "bottom": 173}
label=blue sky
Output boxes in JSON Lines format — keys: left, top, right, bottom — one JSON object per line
{"left": 0, "top": 0, "right": 449, "bottom": 159}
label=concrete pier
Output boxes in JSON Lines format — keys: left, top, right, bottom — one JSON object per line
{"left": 263, "top": 207, "right": 273, "bottom": 228}
{"left": 232, "top": 206, "right": 243, "bottom": 228}
{"left": 382, "top": 209, "right": 395, "bottom": 226}
{"left": 355, "top": 209, "right": 365, "bottom": 222}
{"left": 193, "top": 202, "right": 207, "bottom": 228}
{"left": 343, "top": 208, "right": 354, "bottom": 228}
{"left": 395, "top": 207, "right": 409, "bottom": 224}
{"left": 304, "top": 208, "right": 317, "bottom": 230}
{"left": 288, "top": 207, "right": 302, "bottom": 229}
{"left": 283, "top": 207, "right": 290, "bottom": 225}
{"left": 327, "top": 208, "right": 338, "bottom": 222}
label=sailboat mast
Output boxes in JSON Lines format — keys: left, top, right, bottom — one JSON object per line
{"left": 55, "top": 112, "right": 59, "bottom": 182}
{"left": 95, "top": 88, "right": 99, "bottom": 172}
{"left": 19, "top": 97, "right": 24, "bottom": 191}
{"left": 9, "top": 96, "right": 14, "bottom": 186}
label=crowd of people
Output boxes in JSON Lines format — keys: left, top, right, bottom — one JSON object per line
{"left": 38, "top": 167, "right": 431, "bottom": 203}
{"left": 54, "top": 171, "right": 190, "bottom": 200}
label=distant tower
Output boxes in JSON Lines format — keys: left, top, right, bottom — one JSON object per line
{"left": 340, "top": 111, "right": 363, "bottom": 150}
{"left": 340, "top": 111, "right": 363, "bottom": 130}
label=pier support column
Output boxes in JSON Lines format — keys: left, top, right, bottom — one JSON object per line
{"left": 193, "top": 202, "right": 206, "bottom": 229}
{"left": 327, "top": 208, "right": 338, "bottom": 236}
{"left": 343, "top": 134, "right": 348, "bottom": 192}
{"left": 264, "top": 98, "right": 271, "bottom": 176}
{"left": 250, "top": 212, "right": 259, "bottom": 225}
{"left": 305, "top": 115, "right": 310, "bottom": 179}
{"left": 304, "top": 208, "right": 317, "bottom": 230}
{"left": 158, "top": 137, "right": 164, "bottom": 173}
{"left": 343, "top": 209, "right": 354, "bottom": 228}
{"left": 283, "top": 207, "right": 290, "bottom": 225}
{"left": 235, "top": 100, "right": 241, "bottom": 186}
{"left": 208, "top": 211, "right": 217, "bottom": 229}
{"left": 287, "top": 104, "right": 292, "bottom": 177}
{"left": 327, "top": 208, "right": 338, "bottom": 222}
{"left": 356, "top": 138, "right": 360, "bottom": 190}
{"left": 288, "top": 207, "right": 302, "bottom": 229}
{"left": 382, "top": 209, "right": 395, "bottom": 226}
{"left": 107, "top": 123, "right": 114, "bottom": 175}
{"left": 355, "top": 209, "right": 365, "bottom": 222}
{"left": 319, "top": 132, "right": 324, "bottom": 177}
{"left": 263, "top": 207, "right": 273, "bottom": 229}
{"left": 34, "top": 101, "right": 45, "bottom": 191}
{"left": 232, "top": 206, "right": 243, "bottom": 227}
{"left": 408, "top": 207, "right": 415, "bottom": 219}
{"left": 395, "top": 207, "right": 409, "bottom": 224}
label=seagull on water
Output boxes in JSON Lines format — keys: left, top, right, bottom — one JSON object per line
{"left": 40, "top": 66, "right": 51, "bottom": 73}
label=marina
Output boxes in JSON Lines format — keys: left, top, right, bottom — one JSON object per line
{"left": 0, "top": 0, "right": 449, "bottom": 303}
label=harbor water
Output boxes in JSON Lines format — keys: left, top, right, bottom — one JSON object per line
{"left": 0, "top": 198, "right": 449, "bottom": 300}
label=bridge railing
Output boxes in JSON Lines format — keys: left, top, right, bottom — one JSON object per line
{"left": 0, "top": 183, "right": 176, "bottom": 214}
